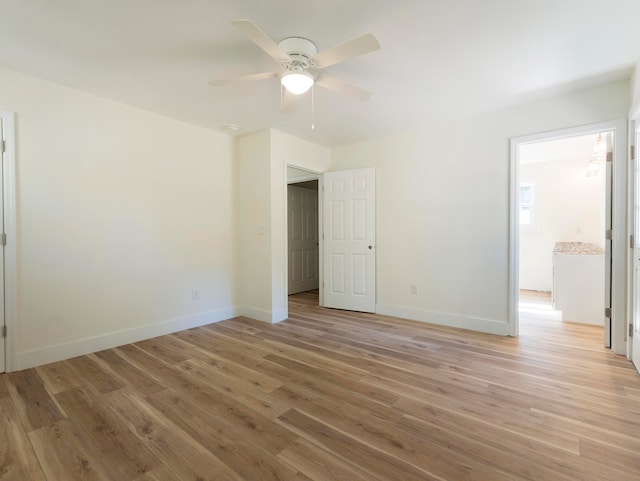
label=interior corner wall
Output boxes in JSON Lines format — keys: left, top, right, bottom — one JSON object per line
{"left": 331, "top": 79, "right": 630, "bottom": 336}
{"left": 236, "top": 129, "right": 330, "bottom": 323}
{"left": 0, "top": 67, "right": 238, "bottom": 370}
{"left": 270, "top": 130, "right": 331, "bottom": 319}
{"left": 237, "top": 130, "right": 274, "bottom": 322}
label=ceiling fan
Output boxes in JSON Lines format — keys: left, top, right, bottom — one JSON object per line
{"left": 209, "top": 19, "right": 380, "bottom": 112}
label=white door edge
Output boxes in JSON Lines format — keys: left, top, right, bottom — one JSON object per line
{"left": 0, "top": 111, "right": 17, "bottom": 372}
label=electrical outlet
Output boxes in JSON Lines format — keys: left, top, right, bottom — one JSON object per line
{"left": 410, "top": 284, "right": 418, "bottom": 295}
{"left": 191, "top": 289, "right": 200, "bottom": 300}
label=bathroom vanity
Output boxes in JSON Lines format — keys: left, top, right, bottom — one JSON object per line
{"left": 552, "top": 242, "right": 604, "bottom": 325}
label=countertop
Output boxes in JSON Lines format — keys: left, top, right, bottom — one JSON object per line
{"left": 553, "top": 241, "right": 604, "bottom": 255}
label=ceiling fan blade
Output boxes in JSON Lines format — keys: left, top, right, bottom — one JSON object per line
{"left": 208, "top": 72, "right": 278, "bottom": 86}
{"left": 315, "top": 75, "right": 372, "bottom": 101}
{"left": 281, "top": 88, "right": 298, "bottom": 113}
{"left": 231, "top": 19, "right": 290, "bottom": 63}
{"left": 312, "top": 33, "right": 380, "bottom": 69}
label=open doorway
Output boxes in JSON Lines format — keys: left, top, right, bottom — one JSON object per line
{"left": 510, "top": 119, "right": 628, "bottom": 355}
{"left": 518, "top": 132, "right": 610, "bottom": 335}
{"left": 285, "top": 165, "right": 377, "bottom": 314}
{"left": 287, "top": 166, "right": 321, "bottom": 306}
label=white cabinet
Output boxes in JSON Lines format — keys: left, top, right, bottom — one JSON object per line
{"left": 553, "top": 242, "right": 604, "bottom": 325}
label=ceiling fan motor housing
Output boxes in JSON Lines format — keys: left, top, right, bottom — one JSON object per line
{"left": 278, "top": 37, "right": 318, "bottom": 70}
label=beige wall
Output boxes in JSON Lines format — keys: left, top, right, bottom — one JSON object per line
{"left": 237, "top": 130, "right": 274, "bottom": 321}
{"left": 236, "top": 129, "right": 330, "bottom": 322}
{"left": 0, "top": 67, "right": 238, "bottom": 369}
{"left": 331, "top": 80, "right": 630, "bottom": 334}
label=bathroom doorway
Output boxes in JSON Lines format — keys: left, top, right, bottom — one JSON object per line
{"left": 510, "top": 120, "right": 628, "bottom": 353}
{"left": 518, "top": 132, "right": 609, "bottom": 322}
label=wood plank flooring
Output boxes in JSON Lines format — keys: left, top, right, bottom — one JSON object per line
{"left": 2, "top": 290, "right": 640, "bottom": 481}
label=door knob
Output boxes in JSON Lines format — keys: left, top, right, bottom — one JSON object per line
{"left": 368, "top": 245, "right": 373, "bottom": 250}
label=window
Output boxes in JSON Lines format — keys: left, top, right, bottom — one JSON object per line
{"left": 519, "top": 183, "right": 533, "bottom": 225}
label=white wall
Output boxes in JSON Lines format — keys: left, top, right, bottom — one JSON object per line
{"left": 237, "top": 128, "right": 330, "bottom": 323}
{"left": 271, "top": 130, "right": 331, "bottom": 318}
{"left": 332, "top": 80, "right": 630, "bottom": 335}
{"left": 519, "top": 156, "right": 605, "bottom": 291}
{"left": 237, "top": 130, "right": 274, "bottom": 321}
{"left": 0, "top": 67, "right": 238, "bottom": 370}
{"left": 632, "top": 61, "right": 640, "bottom": 111}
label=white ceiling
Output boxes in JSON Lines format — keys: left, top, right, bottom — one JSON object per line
{"left": 1, "top": 0, "right": 639, "bottom": 147}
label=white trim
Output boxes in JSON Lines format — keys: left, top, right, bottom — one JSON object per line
{"left": 287, "top": 174, "right": 318, "bottom": 184}
{"left": 509, "top": 135, "right": 520, "bottom": 337}
{"left": 377, "top": 304, "right": 509, "bottom": 336}
{"left": 630, "top": 99, "right": 640, "bottom": 123}
{"left": 14, "top": 306, "right": 239, "bottom": 371}
{"left": 284, "top": 163, "right": 324, "bottom": 308}
{"left": 271, "top": 308, "right": 287, "bottom": 323}
{"left": 0, "top": 111, "right": 17, "bottom": 372}
{"left": 317, "top": 174, "right": 324, "bottom": 307}
{"left": 509, "top": 120, "right": 628, "bottom": 355}
{"left": 239, "top": 305, "right": 286, "bottom": 324}
{"left": 239, "top": 305, "right": 272, "bottom": 323}
{"left": 627, "top": 115, "right": 640, "bottom": 365}
{"left": 627, "top": 118, "right": 634, "bottom": 360}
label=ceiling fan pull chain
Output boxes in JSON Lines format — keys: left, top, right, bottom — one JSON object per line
{"left": 311, "top": 84, "right": 315, "bottom": 130}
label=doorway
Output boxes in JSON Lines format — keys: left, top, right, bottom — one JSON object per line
{"left": 285, "top": 165, "right": 377, "bottom": 314}
{"left": 287, "top": 179, "right": 319, "bottom": 295}
{"left": 518, "top": 132, "right": 609, "bottom": 331}
{"left": 287, "top": 166, "right": 321, "bottom": 306}
{"left": 509, "top": 120, "right": 628, "bottom": 355}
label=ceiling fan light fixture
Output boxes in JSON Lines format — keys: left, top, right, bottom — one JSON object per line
{"left": 281, "top": 71, "right": 314, "bottom": 95}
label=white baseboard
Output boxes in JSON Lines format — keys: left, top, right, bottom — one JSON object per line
{"left": 239, "top": 305, "right": 273, "bottom": 323}
{"left": 13, "top": 303, "right": 508, "bottom": 371}
{"left": 376, "top": 303, "right": 510, "bottom": 336}
{"left": 14, "top": 306, "right": 239, "bottom": 371}
{"left": 271, "top": 308, "right": 288, "bottom": 323}
{"left": 240, "top": 305, "right": 288, "bottom": 324}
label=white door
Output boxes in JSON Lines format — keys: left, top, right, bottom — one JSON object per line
{"left": 632, "top": 123, "right": 640, "bottom": 374}
{"left": 288, "top": 184, "right": 319, "bottom": 294}
{"left": 0, "top": 118, "right": 5, "bottom": 373}
{"left": 323, "top": 168, "right": 376, "bottom": 313}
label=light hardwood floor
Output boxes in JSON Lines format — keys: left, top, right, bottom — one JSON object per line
{"left": 519, "top": 289, "right": 553, "bottom": 308}
{"left": 1, "top": 290, "right": 640, "bottom": 481}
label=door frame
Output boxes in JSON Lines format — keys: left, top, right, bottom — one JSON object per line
{"left": 287, "top": 181, "right": 320, "bottom": 295}
{"left": 0, "top": 111, "right": 17, "bottom": 372}
{"left": 285, "top": 164, "right": 324, "bottom": 307}
{"left": 509, "top": 119, "right": 628, "bottom": 355}
{"left": 628, "top": 111, "right": 640, "bottom": 368}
